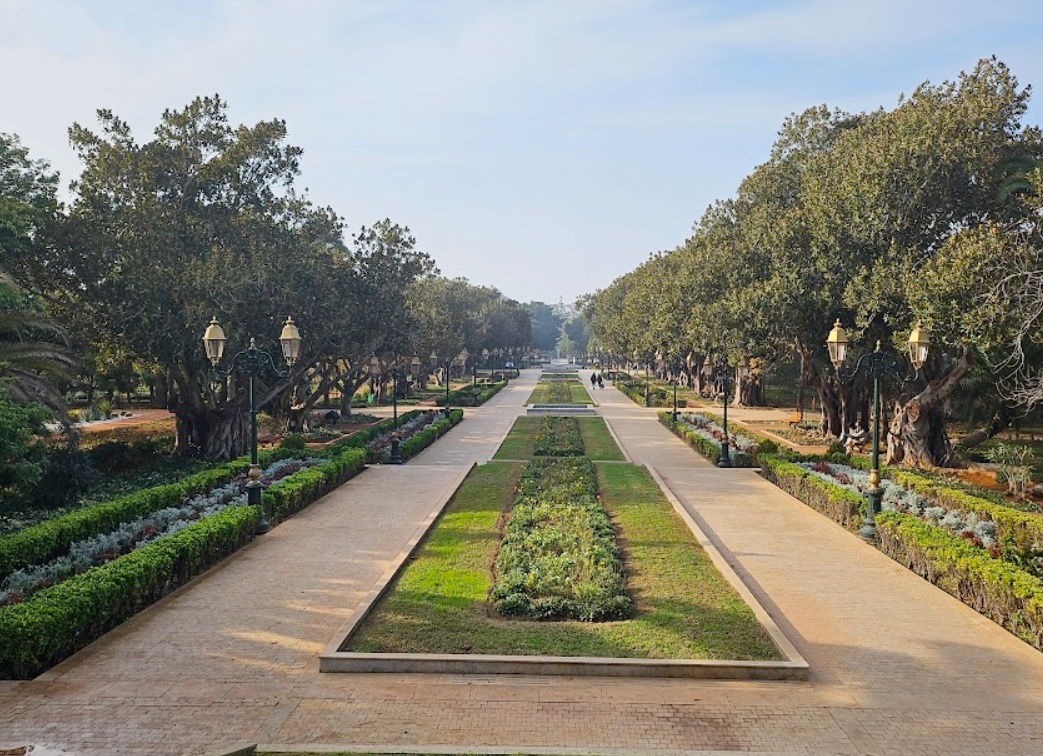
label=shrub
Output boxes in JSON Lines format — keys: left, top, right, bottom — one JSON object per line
{"left": 532, "top": 416, "right": 584, "bottom": 457}
{"left": 280, "top": 433, "right": 306, "bottom": 451}
{"left": 877, "top": 512, "right": 1043, "bottom": 651}
{"left": 491, "top": 457, "right": 631, "bottom": 622}
{"left": 0, "top": 391, "right": 50, "bottom": 508}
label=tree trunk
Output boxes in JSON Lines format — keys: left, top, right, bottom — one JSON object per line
{"left": 173, "top": 406, "right": 250, "bottom": 460}
{"left": 152, "top": 371, "right": 169, "bottom": 409}
{"left": 957, "top": 404, "right": 1016, "bottom": 451}
{"left": 886, "top": 352, "right": 974, "bottom": 468}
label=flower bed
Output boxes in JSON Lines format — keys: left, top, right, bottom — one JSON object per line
{"left": 532, "top": 416, "right": 584, "bottom": 457}
{"left": 491, "top": 457, "right": 631, "bottom": 621}
{"left": 435, "top": 380, "right": 508, "bottom": 407}
{"left": 0, "top": 443, "right": 368, "bottom": 679}
{"left": 659, "top": 411, "right": 768, "bottom": 467}
{"left": 614, "top": 380, "right": 670, "bottom": 407}
{"left": 0, "top": 451, "right": 298, "bottom": 583}
{"left": 364, "top": 409, "right": 463, "bottom": 463}
{"left": 0, "top": 458, "right": 319, "bottom": 606}
{"left": 759, "top": 453, "right": 1043, "bottom": 650}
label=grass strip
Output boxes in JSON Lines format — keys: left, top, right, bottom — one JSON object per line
{"left": 344, "top": 461, "right": 780, "bottom": 659}
{"left": 577, "top": 417, "right": 625, "bottom": 461}
{"left": 526, "top": 378, "right": 592, "bottom": 405}
{"left": 495, "top": 417, "right": 623, "bottom": 461}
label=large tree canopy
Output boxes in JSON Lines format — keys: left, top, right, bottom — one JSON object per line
{"left": 583, "top": 57, "right": 1042, "bottom": 467}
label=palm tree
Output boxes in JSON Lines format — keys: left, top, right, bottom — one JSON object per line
{"left": 0, "top": 268, "right": 77, "bottom": 413}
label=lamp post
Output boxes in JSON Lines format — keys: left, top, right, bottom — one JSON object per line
{"left": 671, "top": 371, "right": 679, "bottom": 422}
{"left": 456, "top": 349, "right": 469, "bottom": 403}
{"left": 202, "top": 315, "right": 301, "bottom": 534}
{"left": 716, "top": 363, "right": 733, "bottom": 468}
{"left": 826, "top": 319, "right": 930, "bottom": 541}
{"left": 410, "top": 354, "right": 422, "bottom": 395}
{"left": 431, "top": 350, "right": 451, "bottom": 417}
{"left": 482, "top": 348, "right": 490, "bottom": 379}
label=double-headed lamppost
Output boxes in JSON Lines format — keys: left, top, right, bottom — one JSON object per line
{"left": 826, "top": 319, "right": 930, "bottom": 540}
{"left": 431, "top": 350, "right": 451, "bottom": 417}
{"left": 203, "top": 316, "right": 302, "bottom": 534}
{"left": 715, "top": 361, "right": 734, "bottom": 468}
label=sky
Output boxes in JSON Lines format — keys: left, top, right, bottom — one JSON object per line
{"left": 2, "top": 0, "right": 1042, "bottom": 306}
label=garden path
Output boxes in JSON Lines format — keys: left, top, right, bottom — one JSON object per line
{"left": 3, "top": 367, "right": 1043, "bottom": 755}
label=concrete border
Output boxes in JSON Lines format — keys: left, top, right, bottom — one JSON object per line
{"left": 320, "top": 459, "right": 808, "bottom": 681}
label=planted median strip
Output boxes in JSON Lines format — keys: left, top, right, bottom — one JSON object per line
{"left": 339, "top": 417, "right": 782, "bottom": 662}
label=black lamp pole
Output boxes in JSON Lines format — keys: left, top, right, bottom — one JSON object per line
{"left": 826, "top": 319, "right": 930, "bottom": 541}
{"left": 672, "top": 377, "right": 678, "bottom": 422}
{"left": 717, "top": 366, "right": 732, "bottom": 468}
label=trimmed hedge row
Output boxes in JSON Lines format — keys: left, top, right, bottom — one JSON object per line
{"left": 398, "top": 409, "right": 464, "bottom": 461}
{"left": 0, "top": 504, "right": 259, "bottom": 679}
{"left": 614, "top": 380, "right": 670, "bottom": 407}
{"left": 0, "top": 448, "right": 300, "bottom": 583}
{"left": 877, "top": 512, "right": 1043, "bottom": 651}
{"left": 0, "top": 443, "right": 369, "bottom": 679}
{"left": 658, "top": 412, "right": 756, "bottom": 467}
{"left": 758, "top": 454, "right": 864, "bottom": 530}
{"left": 435, "top": 380, "right": 507, "bottom": 407}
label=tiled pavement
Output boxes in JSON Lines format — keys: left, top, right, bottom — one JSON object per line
{"left": 3, "top": 369, "right": 1043, "bottom": 755}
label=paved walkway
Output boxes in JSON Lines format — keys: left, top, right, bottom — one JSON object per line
{"left": 3, "top": 369, "right": 1043, "bottom": 755}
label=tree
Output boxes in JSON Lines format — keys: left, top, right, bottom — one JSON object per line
{"left": 526, "top": 302, "right": 563, "bottom": 351}
{"left": 0, "top": 135, "right": 77, "bottom": 412}
{"left": 0, "top": 386, "right": 49, "bottom": 514}
{"left": 30, "top": 96, "right": 350, "bottom": 459}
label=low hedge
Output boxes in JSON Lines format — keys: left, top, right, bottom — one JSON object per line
{"left": 877, "top": 512, "right": 1043, "bottom": 651}
{"left": 434, "top": 380, "right": 507, "bottom": 407}
{"left": 758, "top": 454, "right": 864, "bottom": 530}
{"left": 397, "top": 408, "right": 463, "bottom": 461}
{"left": 0, "top": 448, "right": 301, "bottom": 583}
{"left": 614, "top": 380, "right": 670, "bottom": 407}
{"left": 0, "top": 442, "right": 370, "bottom": 679}
{"left": 843, "top": 458, "right": 1043, "bottom": 570}
{"left": 0, "top": 503, "right": 260, "bottom": 679}
{"left": 658, "top": 412, "right": 756, "bottom": 467}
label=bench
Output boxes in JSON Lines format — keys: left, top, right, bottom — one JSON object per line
{"left": 786, "top": 411, "right": 803, "bottom": 428}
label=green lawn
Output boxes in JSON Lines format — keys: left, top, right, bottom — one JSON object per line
{"left": 526, "top": 379, "right": 593, "bottom": 405}
{"left": 493, "top": 416, "right": 625, "bottom": 461}
{"left": 342, "top": 460, "right": 781, "bottom": 660}
{"left": 577, "top": 416, "right": 626, "bottom": 461}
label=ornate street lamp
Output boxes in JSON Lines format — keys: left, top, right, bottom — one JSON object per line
{"left": 715, "top": 360, "right": 734, "bottom": 468}
{"left": 202, "top": 316, "right": 301, "bottom": 534}
{"left": 826, "top": 319, "right": 930, "bottom": 540}
{"left": 431, "top": 350, "right": 451, "bottom": 417}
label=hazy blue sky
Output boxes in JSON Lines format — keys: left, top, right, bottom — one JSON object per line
{"left": 3, "top": 0, "right": 1041, "bottom": 305}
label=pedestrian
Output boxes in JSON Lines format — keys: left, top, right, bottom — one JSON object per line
{"left": 597, "top": 373, "right": 604, "bottom": 389}
{"left": 590, "top": 372, "right": 597, "bottom": 388}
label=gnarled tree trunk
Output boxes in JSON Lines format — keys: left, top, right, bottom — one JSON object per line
{"left": 886, "top": 352, "right": 974, "bottom": 468}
